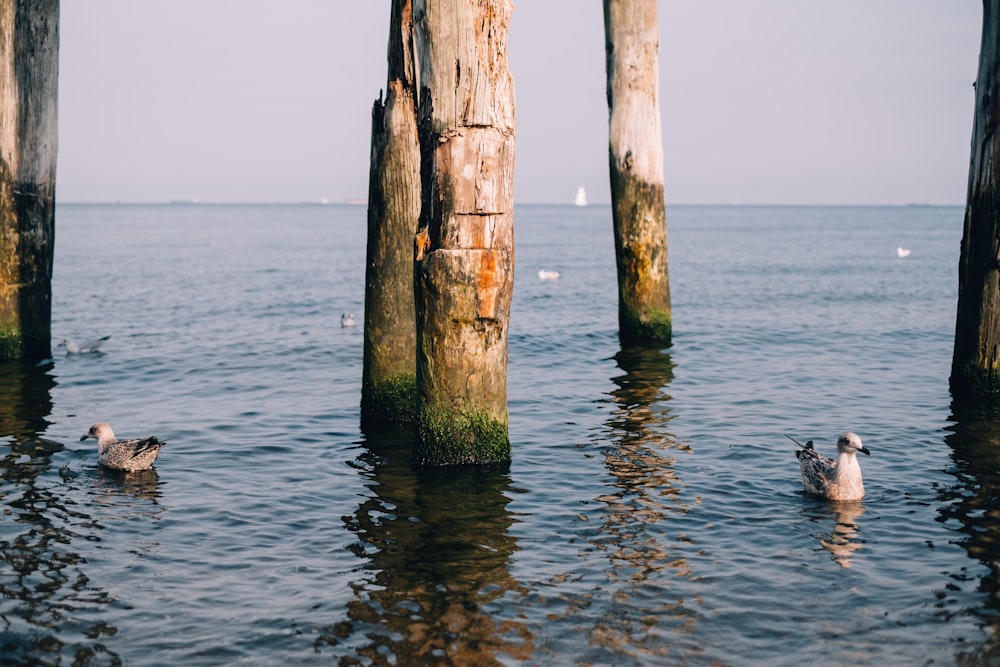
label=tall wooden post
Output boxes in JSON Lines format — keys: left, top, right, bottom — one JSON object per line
{"left": 603, "top": 0, "right": 671, "bottom": 347}
{"left": 411, "top": 0, "right": 515, "bottom": 466}
{"left": 951, "top": 1, "right": 1000, "bottom": 397}
{"left": 0, "top": 0, "right": 58, "bottom": 361}
{"left": 362, "top": 0, "right": 421, "bottom": 424}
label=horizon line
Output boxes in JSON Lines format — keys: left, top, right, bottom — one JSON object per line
{"left": 54, "top": 200, "right": 965, "bottom": 208}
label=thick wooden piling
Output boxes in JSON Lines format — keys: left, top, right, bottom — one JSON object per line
{"left": 603, "top": 0, "right": 671, "bottom": 347}
{"left": 362, "top": 0, "right": 421, "bottom": 424}
{"left": 951, "top": 1, "right": 1000, "bottom": 397}
{"left": 0, "top": 1, "right": 58, "bottom": 361}
{"left": 411, "top": 0, "right": 515, "bottom": 466}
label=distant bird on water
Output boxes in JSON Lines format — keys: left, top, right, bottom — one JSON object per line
{"left": 81, "top": 422, "right": 165, "bottom": 472}
{"left": 896, "top": 246, "right": 911, "bottom": 258}
{"left": 538, "top": 270, "right": 560, "bottom": 280}
{"left": 788, "top": 432, "right": 870, "bottom": 501}
{"left": 62, "top": 335, "right": 111, "bottom": 354}
{"left": 341, "top": 313, "right": 356, "bottom": 327}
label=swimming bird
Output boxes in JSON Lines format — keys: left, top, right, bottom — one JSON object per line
{"left": 896, "top": 246, "right": 911, "bottom": 258}
{"left": 341, "top": 313, "right": 356, "bottom": 327}
{"left": 62, "top": 335, "right": 111, "bottom": 354}
{"left": 789, "top": 432, "right": 870, "bottom": 501}
{"left": 538, "top": 270, "right": 560, "bottom": 280}
{"left": 81, "top": 422, "right": 165, "bottom": 472}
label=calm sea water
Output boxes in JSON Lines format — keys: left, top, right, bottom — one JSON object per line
{"left": 1, "top": 202, "right": 997, "bottom": 665}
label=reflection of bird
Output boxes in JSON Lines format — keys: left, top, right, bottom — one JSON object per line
{"left": 341, "top": 313, "right": 356, "bottom": 327}
{"left": 788, "top": 432, "right": 870, "bottom": 501}
{"left": 62, "top": 335, "right": 111, "bottom": 354}
{"left": 821, "top": 502, "right": 865, "bottom": 568}
{"left": 896, "top": 246, "right": 911, "bottom": 258}
{"left": 81, "top": 422, "right": 165, "bottom": 472}
{"left": 537, "top": 270, "right": 560, "bottom": 280}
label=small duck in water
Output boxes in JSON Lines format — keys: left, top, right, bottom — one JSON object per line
{"left": 790, "top": 432, "right": 870, "bottom": 501}
{"left": 81, "top": 422, "right": 165, "bottom": 472}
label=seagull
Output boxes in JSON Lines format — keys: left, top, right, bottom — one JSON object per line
{"left": 62, "top": 335, "right": 111, "bottom": 354}
{"left": 788, "top": 432, "right": 870, "bottom": 501}
{"left": 341, "top": 313, "right": 356, "bottom": 327}
{"left": 896, "top": 247, "right": 911, "bottom": 258}
{"left": 538, "top": 270, "right": 560, "bottom": 280}
{"left": 81, "top": 422, "right": 165, "bottom": 472}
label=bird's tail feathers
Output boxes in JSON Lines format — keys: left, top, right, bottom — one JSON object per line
{"left": 784, "top": 433, "right": 812, "bottom": 449}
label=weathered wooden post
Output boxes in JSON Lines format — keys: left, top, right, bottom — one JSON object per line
{"left": 603, "top": 0, "right": 671, "bottom": 347}
{"left": 362, "top": 0, "right": 421, "bottom": 424}
{"left": 951, "top": 0, "right": 1000, "bottom": 397}
{"left": 411, "top": 0, "right": 515, "bottom": 466}
{"left": 0, "top": 1, "right": 58, "bottom": 361}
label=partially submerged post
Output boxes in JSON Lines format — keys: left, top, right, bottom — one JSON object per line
{"left": 362, "top": 0, "right": 421, "bottom": 424}
{"left": 951, "top": 1, "right": 1000, "bottom": 397}
{"left": 0, "top": 1, "right": 58, "bottom": 361}
{"left": 603, "top": 0, "right": 671, "bottom": 347}
{"left": 411, "top": 0, "right": 515, "bottom": 465}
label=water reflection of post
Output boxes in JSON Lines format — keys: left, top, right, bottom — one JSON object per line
{"left": 942, "top": 399, "right": 1000, "bottom": 663}
{"left": 0, "top": 359, "right": 57, "bottom": 456}
{"left": 0, "top": 360, "right": 121, "bottom": 664}
{"left": 326, "top": 425, "right": 531, "bottom": 662}
{"left": 592, "top": 347, "right": 696, "bottom": 655}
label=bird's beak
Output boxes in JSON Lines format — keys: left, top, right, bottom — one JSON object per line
{"left": 80, "top": 434, "right": 89, "bottom": 441}
{"left": 859, "top": 446, "right": 871, "bottom": 456}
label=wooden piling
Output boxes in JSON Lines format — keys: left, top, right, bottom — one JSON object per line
{"left": 603, "top": 0, "right": 671, "bottom": 347}
{"left": 362, "top": 0, "right": 421, "bottom": 424}
{"left": 951, "top": 0, "right": 1000, "bottom": 397}
{"left": 411, "top": 0, "right": 515, "bottom": 466}
{"left": 0, "top": 0, "right": 58, "bottom": 362}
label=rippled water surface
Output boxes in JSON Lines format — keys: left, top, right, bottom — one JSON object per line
{"left": 3, "top": 203, "right": 999, "bottom": 665}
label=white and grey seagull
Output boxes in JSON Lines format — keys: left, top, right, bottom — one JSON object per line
{"left": 62, "top": 335, "right": 111, "bottom": 354}
{"left": 788, "top": 432, "right": 870, "bottom": 501}
{"left": 81, "top": 422, "right": 165, "bottom": 472}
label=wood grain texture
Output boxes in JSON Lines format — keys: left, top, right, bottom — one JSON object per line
{"left": 952, "top": 1, "right": 1000, "bottom": 396}
{"left": 604, "top": 0, "right": 671, "bottom": 346}
{"left": 363, "top": 0, "right": 421, "bottom": 423}
{"left": 0, "top": 0, "right": 58, "bottom": 361}
{"left": 412, "top": 0, "right": 515, "bottom": 465}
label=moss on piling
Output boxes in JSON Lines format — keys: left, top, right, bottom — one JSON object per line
{"left": 361, "top": 373, "right": 418, "bottom": 425}
{"left": 0, "top": 326, "right": 22, "bottom": 361}
{"left": 414, "top": 403, "right": 510, "bottom": 467}
{"left": 620, "top": 306, "right": 672, "bottom": 347}
{"left": 952, "top": 362, "right": 1000, "bottom": 398}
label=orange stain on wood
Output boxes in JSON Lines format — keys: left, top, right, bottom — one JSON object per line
{"left": 415, "top": 229, "right": 432, "bottom": 261}
{"left": 476, "top": 250, "right": 500, "bottom": 319}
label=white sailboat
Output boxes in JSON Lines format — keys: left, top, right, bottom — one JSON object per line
{"left": 574, "top": 186, "right": 587, "bottom": 207}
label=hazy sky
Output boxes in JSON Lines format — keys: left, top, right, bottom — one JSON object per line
{"left": 58, "top": 1, "right": 982, "bottom": 205}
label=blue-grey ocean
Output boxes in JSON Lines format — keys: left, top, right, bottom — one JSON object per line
{"left": 2, "top": 202, "right": 996, "bottom": 666}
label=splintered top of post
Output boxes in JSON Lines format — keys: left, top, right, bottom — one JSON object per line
{"left": 0, "top": 1, "right": 60, "bottom": 185}
{"left": 604, "top": 0, "right": 663, "bottom": 184}
{"left": 412, "top": 0, "right": 516, "bottom": 134}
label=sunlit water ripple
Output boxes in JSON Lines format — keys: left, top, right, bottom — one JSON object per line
{"left": 2, "top": 203, "right": 998, "bottom": 665}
